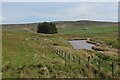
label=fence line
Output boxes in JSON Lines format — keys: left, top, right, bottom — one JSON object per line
{"left": 51, "top": 46, "right": 118, "bottom": 78}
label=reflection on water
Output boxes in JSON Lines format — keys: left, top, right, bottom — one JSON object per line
{"left": 69, "top": 40, "right": 95, "bottom": 50}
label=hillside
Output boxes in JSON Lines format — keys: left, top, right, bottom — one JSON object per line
{"left": 2, "top": 20, "right": 117, "bottom": 32}
{"left": 55, "top": 20, "right": 117, "bottom": 27}
{"left": 2, "top": 20, "right": 119, "bottom": 78}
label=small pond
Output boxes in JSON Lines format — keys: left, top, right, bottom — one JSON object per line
{"left": 69, "top": 40, "right": 95, "bottom": 50}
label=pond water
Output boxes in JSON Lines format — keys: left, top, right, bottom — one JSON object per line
{"left": 69, "top": 40, "right": 95, "bottom": 50}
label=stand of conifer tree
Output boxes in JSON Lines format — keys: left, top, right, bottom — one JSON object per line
{"left": 37, "top": 22, "right": 58, "bottom": 34}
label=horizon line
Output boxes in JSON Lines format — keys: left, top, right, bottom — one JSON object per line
{"left": 0, "top": 19, "right": 118, "bottom": 25}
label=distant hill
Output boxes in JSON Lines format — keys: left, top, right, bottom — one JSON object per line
{"left": 1, "top": 20, "right": 117, "bottom": 32}
{"left": 54, "top": 20, "right": 117, "bottom": 28}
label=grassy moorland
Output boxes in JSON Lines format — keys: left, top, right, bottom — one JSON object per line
{"left": 59, "top": 24, "right": 119, "bottom": 49}
{"left": 2, "top": 21, "right": 120, "bottom": 78}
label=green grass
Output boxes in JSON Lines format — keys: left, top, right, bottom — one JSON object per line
{"left": 58, "top": 24, "right": 119, "bottom": 48}
{"left": 2, "top": 23, "right": 119, "bottom": 78}
{"left": 2, "top": 31, "right": 86, "bottom": 78}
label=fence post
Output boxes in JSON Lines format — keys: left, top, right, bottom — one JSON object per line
{"left": 111, "top": 61, "right": 114, "bottom": 78}
{"left": 98, "top": 56, "right": 101, "bottom": 78}
{"left": 73, "top": 55, "right": 75, "bottom": 62}
{"left": 88, "top": 56, "right": 90, "bottom": 64}
{"left": 68, "top": 54, "right": 70, "bottom": 60}
{"left": 88, "top": 56, "right": 91, "bottom": 77}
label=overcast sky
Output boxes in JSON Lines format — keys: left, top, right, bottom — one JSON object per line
{"left": 1, "top": 2, "right": 118, "bottom": 24}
